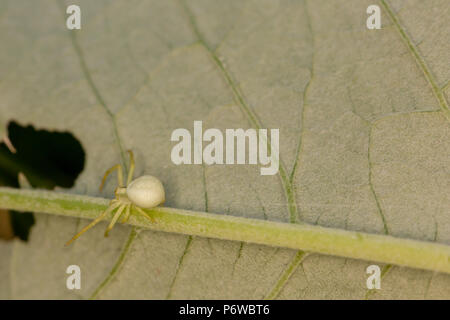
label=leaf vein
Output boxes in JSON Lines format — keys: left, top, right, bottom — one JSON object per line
{"left": 380, "top": 0, "right": 450, "bottom": 121}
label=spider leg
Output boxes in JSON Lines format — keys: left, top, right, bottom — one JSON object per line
{"left": 121, "top": 203, "right": 131, "bottom": 224}
{"left": 134, "top": 205, "right": 156, "bottom": 223}
{"left": 104, "top": 203, "right": 127, "bottom": 237}
{"left": 99, "top": 164, "right": 124, "bottom": 192}
{"left": 65, "top": 200, "right": 121, "bottom": 246}
{"left": 126, "top": 150, "right": 135, "bottom": 186}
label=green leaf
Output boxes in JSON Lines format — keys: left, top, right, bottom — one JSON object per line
{"left": 0, "top": 0, "right": 449, "bottom": 299}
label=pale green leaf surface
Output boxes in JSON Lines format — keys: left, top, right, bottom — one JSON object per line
{"left": 0, "top": 0, "right": 449, "bottom": 299}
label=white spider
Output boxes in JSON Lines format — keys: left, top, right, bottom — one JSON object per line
{"left": 66, "top": 150, "right": 164, "bottom": 246}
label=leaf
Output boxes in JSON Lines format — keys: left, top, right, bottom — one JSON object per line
{"left": 0, "top": 0, "right": 449, "bottom": 299}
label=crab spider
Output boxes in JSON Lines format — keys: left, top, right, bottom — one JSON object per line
{"left": 65, "top": 150, "right": 165, "bottom": 246}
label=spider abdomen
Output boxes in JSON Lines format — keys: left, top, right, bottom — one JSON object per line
{"left": 127, "top": 175, "right": 165, "bottom": 208}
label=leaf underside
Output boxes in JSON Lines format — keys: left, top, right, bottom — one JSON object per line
{"left": 0, "top": 0, "right": 449, "bottom": 299}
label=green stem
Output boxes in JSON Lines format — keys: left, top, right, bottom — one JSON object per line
{"left": 1, "top": 186, "right": 449, "bottom": 274}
